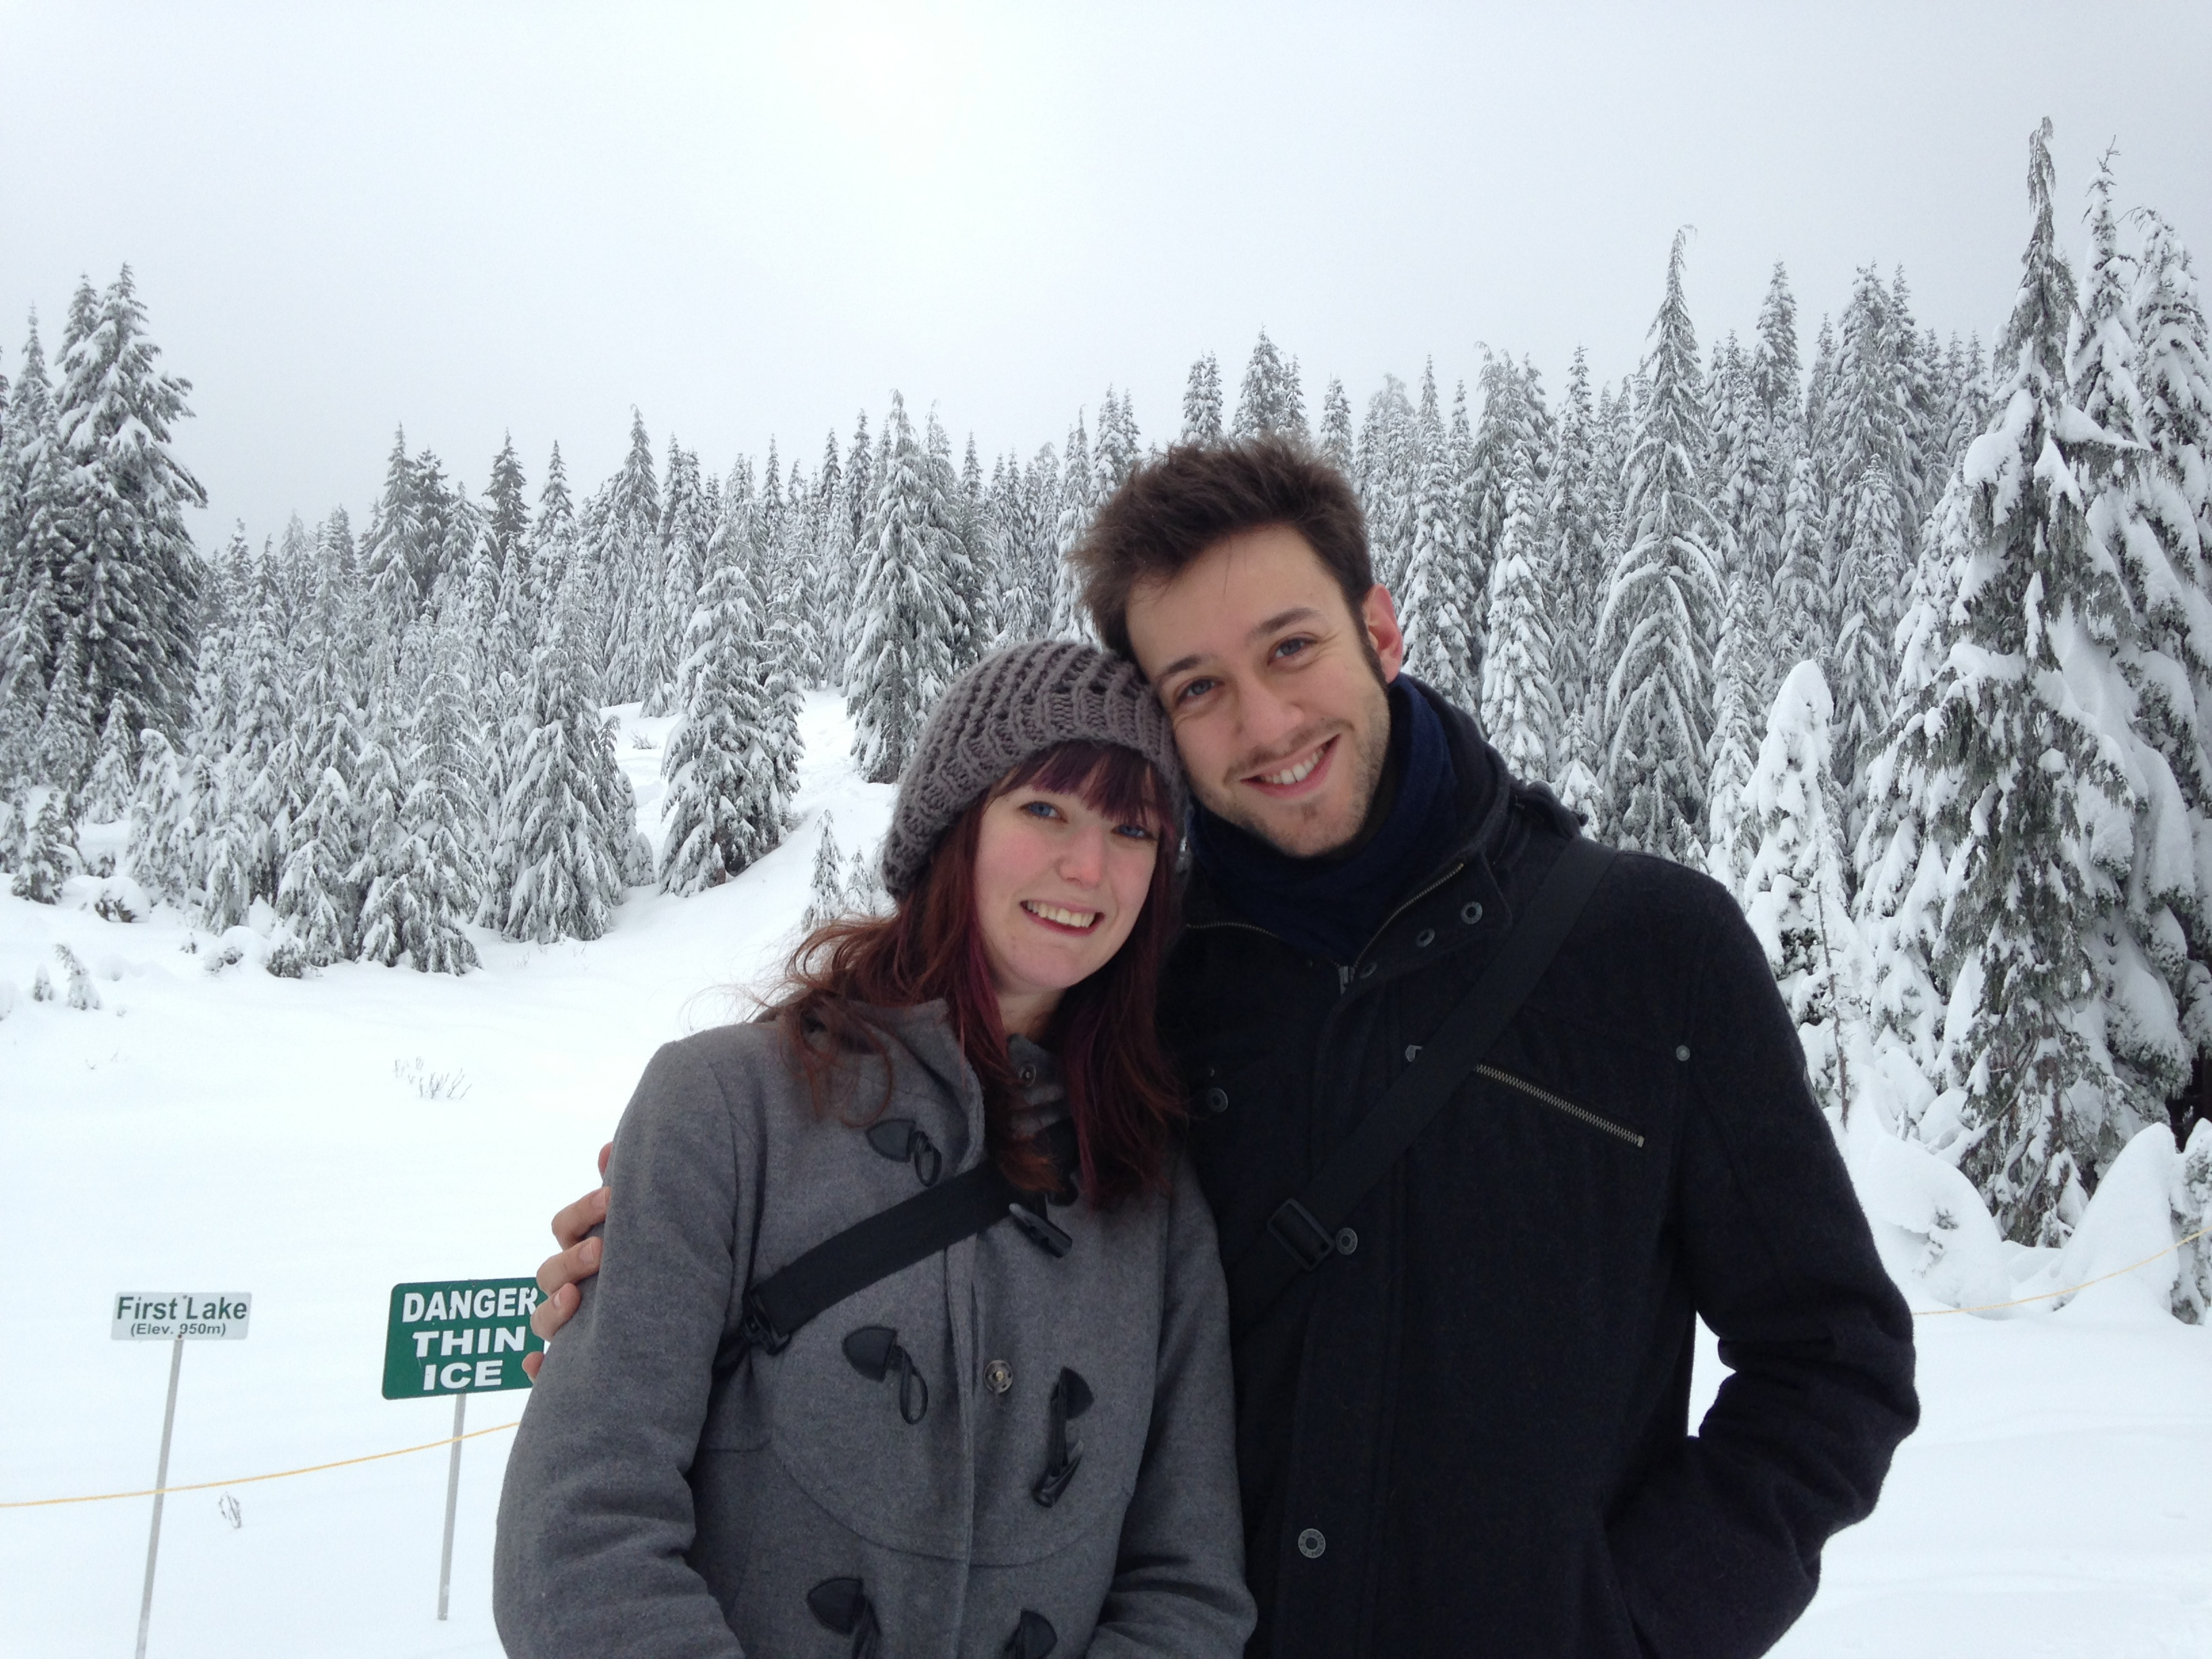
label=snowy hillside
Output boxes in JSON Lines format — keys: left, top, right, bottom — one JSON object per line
{"left": 4, "top": 695, "right": 2209, "bottom": 1658}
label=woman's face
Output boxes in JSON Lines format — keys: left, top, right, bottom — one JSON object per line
{"left": 972, "top": 780, "right": 1161, "bottom": 1037}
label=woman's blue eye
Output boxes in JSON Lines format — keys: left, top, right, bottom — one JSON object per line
{"left": 1113, "top": 822, "right": 1155, "bottom": 840}
{"left": 1021, "top": 800, "right": 1060, "bottom": 819}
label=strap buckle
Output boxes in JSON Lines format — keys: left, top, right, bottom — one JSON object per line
{"left": 1266, "top": 1199, "right": 1338, "bottom": 1272}
{"left": 1008, "top": 1201, "right": 1073, "bottom": 1259}
{"left": 739, "top": 1285, "right": 792, "bottom": 1355}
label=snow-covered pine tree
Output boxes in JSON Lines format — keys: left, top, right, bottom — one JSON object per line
{"left": 495, "top": 560, "right": 631, "bottom": 943}
{"left": 924, "top": 410, "right": 989, "bottom": 673}
{"left": 1740, "top": 661, "right": 1869, "bottom": 1118}
{"left": 409, "top": 448, "right": 479, "bottom": 628}
{"left": 1356, "top": 375, "right": 1415, "bottom": 594}
{"left": 1181, "top": 352, "right": 1224, "bottom": 445}
{"left": 350, "top": 689, "right": 415, "bottom": 967}
{"left": 1232, "top": 330, "right": 1307, "bottom": 440}
{"left": 2133, "top": 211, "right": 2211, "bottom": 602}
{"left": 1870, "top": 121, "right": 2142, "bottom": 1244}
{"left": 1824, "top": 266, "right": 1912, "bottom": 815}
{"left": 1544, "top": 350, "right": 1607, "bottom": 815}
{"left": 1545, "top": 350, "right": 1605, "bottom": 760}
{"left": 52, "top": 268, "right": 206, "bottom": 737}
{"left": 1596, "top": 232, "right": 1725, "bottom": 865}
{"left": 361, "top": 430, "right": 422, "bottom": 657}
{"left": 802, "top": 813, "right": 846, "bottom": 930}
{"left": 125, "top": 726, "right": 188, "bottom": 903}
{"left": 83, "top": 695, "right": 136, "bottom": 820}
{"left": 0, "top": 314, "right": 69, "bottom": 793}
{"left": 1704, "top": 557, "right": 1763, "bottom": 896}
{"left": 222, "top": 564, "right": 295, "bottom": 905}
{"left": 1477, "top": 441, "right": 1560, "bottom": 781}
{"left": 34, "top": 624, "right": 95, "bottom": 794}
{"left": 644, "top": 440, "right": 710, "bottom": 715}
{"left": 1319, "top": 377, "right": 1354, "bottom": 475}
{"left": 2067, "top": 150, "right": 2207, "bottom": 1110}
{"left": 276, "top": 736, "right": 356, "bottom": 967}
{"left": 1460, "top": 355, "right": 1522, "bottom": 636}
{"left": 659, "top": 506, "right": 771, "bottom": 894}
{"left": 844, "top": 839, "right": 889, "bottom": 915}
{"left": 8, "top": 787, "right": 77, "bottom": 902}
{"left": 1094, "top": 389, "right": 1141, "bottom": 499}
{"left": 810, "top": 428, "right": 852, "bottom": 682}
{"left": 848, "top": 392, "right": 960, "bottom": 783}
{"left": 1773, "top": 451, "right": 1832, "bottom": 669}
{"left": 483, "top": 434, "right": 529, "bottom": 599}
{"left": 1397, "top": 367, "right": 1479, "bottom": 708}
{"left": 1012, "top": 442, "right": 1061, "bottom": 642}
{"left": 955, "top": 432, "right": 991, "bottom": 664}
{"left": 601, "top": 411, "right": 662, "bottom": 702}
{"left": 392, "top": 617, "right": 483, "bottom": 973}
{"left": 1048, "top": 413, "right": 1093, "bottom": 640}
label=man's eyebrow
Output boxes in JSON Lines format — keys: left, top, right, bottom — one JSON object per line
{"left": 1154, "top": 607, "right": 1328, "bottom": 684}
{"left": 1248, "top": 605, "right": 1322, "bottom": 643}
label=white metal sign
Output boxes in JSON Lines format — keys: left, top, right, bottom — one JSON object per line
{"left": 114, "top": 1290, "right": 251, "bottom": 1656}
{"left": 112, "top": 1292, "right": 251, "bottom": 1340}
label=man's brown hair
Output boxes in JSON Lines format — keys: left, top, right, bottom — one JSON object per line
{"left": 1073, "top": 436, "right": 1372, "bottom": 661}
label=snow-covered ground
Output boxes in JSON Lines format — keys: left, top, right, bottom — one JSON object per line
{"left": 5, "top": 692, "right": 2208, "bottom": 1657}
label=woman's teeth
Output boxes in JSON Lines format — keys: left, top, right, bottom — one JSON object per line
{"left": 1023, "top": 901, "right": 1101, "bottom": 930}
{"left": 1257, "top": 745, "right": 1325, "bottom": 787}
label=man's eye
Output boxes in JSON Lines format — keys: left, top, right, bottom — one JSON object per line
{"left": 1273, "top": 636, "right": 1311, "bottom": 660}
{"left": 1175, "top": 678, "right": 1216, "bottom": 704}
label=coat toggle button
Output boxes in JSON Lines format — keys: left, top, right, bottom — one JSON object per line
{"left": 1297, "top": 1527, "right": 1326, "bottom": 1559}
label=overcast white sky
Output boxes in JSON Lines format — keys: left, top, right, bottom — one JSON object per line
{"left": 3, "top": 1, "right": 2207, "bottom": 544}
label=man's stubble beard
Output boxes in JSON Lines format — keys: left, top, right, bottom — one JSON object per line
{"left": 1197, "top": 660, "right": 1394, "bottom": 860}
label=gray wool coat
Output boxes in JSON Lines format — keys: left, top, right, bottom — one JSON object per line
{"left": 493, "top": 1004, "right": 1254, "bottom": 1659}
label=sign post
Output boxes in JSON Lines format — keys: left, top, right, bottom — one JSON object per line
{"left": 383, "top": 1278, "right": 543, "bottom": 1620}
{"left": 112, "top": 1292, "right": 251, "bottom": 1659}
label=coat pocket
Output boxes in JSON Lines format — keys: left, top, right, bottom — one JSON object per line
{"left": 1477, "top": 1064, "right": 1645, "bottom": 1149}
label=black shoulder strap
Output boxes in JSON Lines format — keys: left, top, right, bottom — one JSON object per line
{"left": 716, "top": 1120, "right": 1077, "bottom": 1380}
{"left": 1226, "top": 836, "right": 1614, "bottom": 1338}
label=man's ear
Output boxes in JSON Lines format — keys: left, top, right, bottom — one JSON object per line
{"left": 1362, "top": 584, "right": 1406, "bottom": 682}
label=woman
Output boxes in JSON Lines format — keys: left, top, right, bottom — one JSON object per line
{"left": 493, "top": 641, "right": 1254, "bottom": 1659}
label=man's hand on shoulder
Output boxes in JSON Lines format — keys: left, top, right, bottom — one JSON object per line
{"left": 520, "top": 1141, "right": 611, "bottom": 1380}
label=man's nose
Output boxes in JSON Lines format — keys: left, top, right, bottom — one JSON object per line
{"left": 1239, "top": 676, "right": 1305, "bottom": 752}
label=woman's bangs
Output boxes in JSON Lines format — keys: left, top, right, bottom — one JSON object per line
{"left": 1003, "top": 741, "right": 1169, "bottom": 830}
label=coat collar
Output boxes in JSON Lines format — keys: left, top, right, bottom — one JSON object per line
{"left": 1181, "top": 676, "right": 1533, "bottom": 935}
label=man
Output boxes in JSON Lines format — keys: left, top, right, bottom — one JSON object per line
{"left": 529, "top": 438, "right": 1918, "bottom": 1656}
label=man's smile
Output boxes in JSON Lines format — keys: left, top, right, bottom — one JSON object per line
{"left": 1241, "top": 734, "right": 1338, "bottom": 799}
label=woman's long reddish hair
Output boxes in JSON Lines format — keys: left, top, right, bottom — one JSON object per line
{"left": 767, "top": 742, "right": 1184, "bottom": 1206}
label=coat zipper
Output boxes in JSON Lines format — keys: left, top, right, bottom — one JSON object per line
{"left": 1340, "top": 862, "right": 1467, "bottom": 993}
{"left": 1476, "top": 1063, "right": 1644, "bottom": 1149}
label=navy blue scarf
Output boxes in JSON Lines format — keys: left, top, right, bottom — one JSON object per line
{"left": 1187, "top": 679, "right": 1462, "bottom": 965}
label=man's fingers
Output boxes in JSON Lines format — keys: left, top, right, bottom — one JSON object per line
{"left": 550, "top": 1183, "right": 609, "bottom": 1250}
{"left": 530, "top": 1278, "right": 581, "bottom": 1343}
{"left": 527, "top": 1151, "right": 613, "bottom": 1374}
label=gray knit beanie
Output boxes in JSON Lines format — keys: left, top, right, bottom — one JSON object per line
{"left": 880, "top": 640, "right": 1186, "bottom": 897}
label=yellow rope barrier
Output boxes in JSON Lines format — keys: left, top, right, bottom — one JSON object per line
{"left": 1914, "top": 1223, "right": 2211, "bottom": 1316}
{"left": 0, "top": 1419, "right": 520, "bottom": 1511}
{"left": 8, "top": 1221, "right": 2208, "bottom": 1505}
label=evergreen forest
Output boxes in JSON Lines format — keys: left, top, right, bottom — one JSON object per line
{"left": 4, "top": 121, "right": 2210, "bottom": 1252}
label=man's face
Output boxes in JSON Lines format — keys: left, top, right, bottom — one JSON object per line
{"left": 1124, "top": 525, "right": 1404, "bottom": 859}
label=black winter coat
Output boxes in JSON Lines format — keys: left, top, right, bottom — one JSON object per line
{"left": 1160, "top": 682, "right": 1919, "bottom": 1659}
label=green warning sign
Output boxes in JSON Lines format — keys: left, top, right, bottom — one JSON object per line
{"left": 382, "top": 1278, "right": 545, "bottom": 1399}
